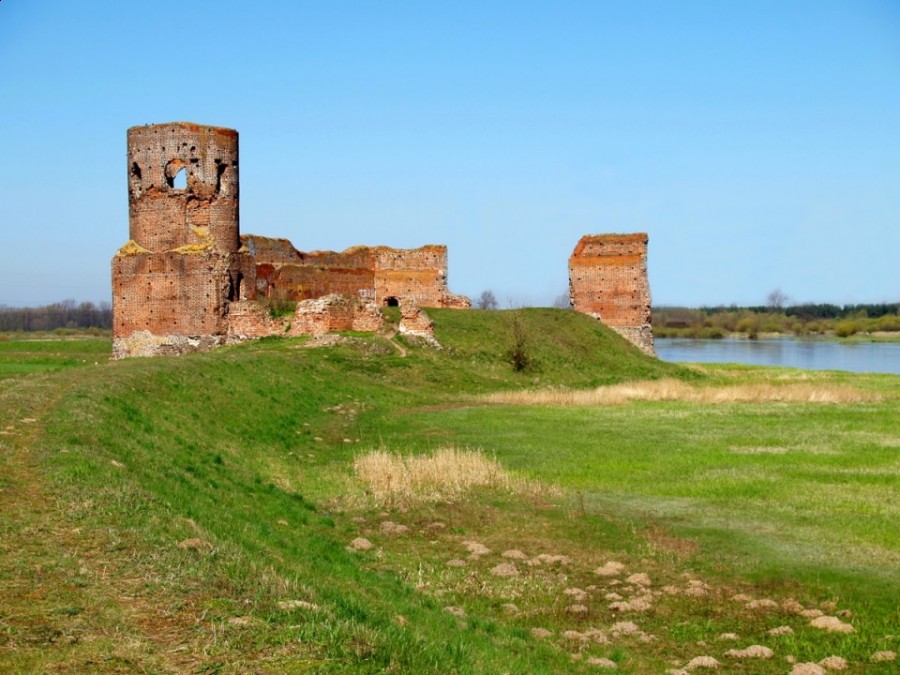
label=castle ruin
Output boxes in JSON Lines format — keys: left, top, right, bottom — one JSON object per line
{"left": 568, "top": 233, "right": 655, "bottom": 355}
{"left": 112, "top": 122, "right": 656, "bottom": 359}
{"left": 112, "top": 122, "right": 468, "bottom": 358}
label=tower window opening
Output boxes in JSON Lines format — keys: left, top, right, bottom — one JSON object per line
{"left": 172, "top": 167, "right": 187, "bottom": 190}
{"left": 165, "top": 159, "right": 188, "bottom": 190}
{"left": 215, "top": 162, "right": 227, "bottom": 194}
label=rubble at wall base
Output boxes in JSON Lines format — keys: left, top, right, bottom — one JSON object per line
{"left": 112, "top": 332, "right": 229, "bottom": 359}
{"left": 610, "top": 325, "right": 656, "bottom": 357}
{"left": 399, "top": 304, "right": 441, "bottom": 348}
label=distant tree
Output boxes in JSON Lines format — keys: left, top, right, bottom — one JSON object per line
{"left": 476, "top": 290, "right": 498, "bottom": 310}
{"left": 0, "top": 300, "right": 112, "bottom": 331}
{"left": 766, "top": 288, "right": 789, "bottom": 310}
{"left": 552, "top": 292, "right": 571, "bottom": 310}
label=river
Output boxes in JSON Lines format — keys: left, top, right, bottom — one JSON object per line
{"left": 655, "top": 337, "right": 900, "bottom": 375}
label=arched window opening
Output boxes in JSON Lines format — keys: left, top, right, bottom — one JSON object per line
{"left": 165, "top": 159, "right": 188, "bottom": 190}
{"left": 172, "top": 167, "right": 187, "bottom": 190}
{"left": 384, "top": 296, "right": 400, "bottom": 307}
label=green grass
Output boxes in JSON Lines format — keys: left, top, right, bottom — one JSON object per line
{"left": 377, "top": 392, "right": 898, "bottom": 588}
{"left": 0, "top": 332, "right": 110, "bottom": 378}
{"left": 1, "top": 310, "right": 897, "bottom": 672}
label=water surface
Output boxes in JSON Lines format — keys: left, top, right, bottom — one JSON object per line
{"left": 656, "top": 337, "right": 900, "bottom": 375}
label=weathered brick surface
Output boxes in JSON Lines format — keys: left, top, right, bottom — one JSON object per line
{"left": 112, "top": 250, "right": 252, "bottom": 337}
{"left": 398, "top": 303, "right": 440, "bottom": 347}
{"left": 227, "top": 296, "right": 383, "bottom": 340}
{"left": 569, "top": 233, "right": 655, "bottom": 356}
{"left": 291, "top": 295, "right": 382, "bottom": 335}
{"left": 113, "top": 122, "right": 465, "bottom": 358}
{"left": 226, "top": 301, "right": 289, "bottom": 339}
{"left": 244, "top": 237, "right": 469, "bottom": 308}
{"left": 128, "top": 123, "right": 239, "bottom": 253}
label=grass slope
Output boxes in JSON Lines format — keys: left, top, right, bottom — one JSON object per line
{"left": 0, "top": 332, "right": 110, "bottom": 379}
{"left": 1, "top": 310, "right": 897, "bottom": 673}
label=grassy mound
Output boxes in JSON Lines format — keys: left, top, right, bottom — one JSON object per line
{"left": 1, "top": 310, "right": 897, "bottom": 672}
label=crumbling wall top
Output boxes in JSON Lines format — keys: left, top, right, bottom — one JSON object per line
{"left": 571, "top": 233, "right": 648, "bottom": 260}
{"left": 127, "top": 122, "right": 240, "bottom": 253}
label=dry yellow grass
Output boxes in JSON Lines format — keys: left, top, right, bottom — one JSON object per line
{"left": 354, "top": 447, "right": 529, "bottom": 504}
{"left": 482, "top": 378, "right": 878, "bottom": 407}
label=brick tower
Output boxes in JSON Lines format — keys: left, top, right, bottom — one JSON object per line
{"left": 112, "top": 122, "right": 252, "bottom": 357}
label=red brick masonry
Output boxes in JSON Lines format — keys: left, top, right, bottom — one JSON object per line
{"left": 568, "top": 233, "right": 655, "bottom": 356}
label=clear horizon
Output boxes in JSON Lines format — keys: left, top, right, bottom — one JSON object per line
{"left": 1, "top": 1, "right": 898, "bottom": 308}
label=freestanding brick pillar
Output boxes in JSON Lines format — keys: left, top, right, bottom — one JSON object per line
{"left": 568, "top": 233, "right": 655, "bottom": 356}
{"left": 112, "top": 122, "right": 253, "bottom": 358}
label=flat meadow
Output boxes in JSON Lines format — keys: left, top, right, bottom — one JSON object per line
{"left": 0, "top": 312, "right": 897, "bottom": 673}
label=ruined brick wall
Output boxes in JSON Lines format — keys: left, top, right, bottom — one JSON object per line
{"left": 113, "top": 249, "right": 239, "bottom": 337}
{"left": 112, "top": 122, "right": 466, "bottom": 358}
{"left": 226, "top": 301, "right": 290, "bottom": 339}
{"left": 227, "top": 297, "right": 383, "bottom": 340}
{"left": 244, "top": 237, "right": 468, "bottom": 308}
{"left": 292, "top": 295, "right": 382, "bottom": 335}
{"left": 374, "top": 246, "right": 451, "bottom": 306}
{"left": 258, "top": 264, "right": 375, "bottom": 302}
{"left": 568, "top": 233, "right": 654, "bottom": 356}
{"left": 398, "top": 302, "right": 440, "bottom": 347}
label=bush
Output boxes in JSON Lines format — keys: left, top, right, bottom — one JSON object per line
{"left": 804, "top": 322, "right": 821, "bottom": 334}
{"left": 735, "top": 316, "right": 760, "bottom": 339}
{"left": 267, "top": 299, "right": 297, "bottom": 318}
{"left": 506, "top": 316, "right": 531, "bottom": 372}
{"left": 834, "top": 320, "right": 858, "bottom": 338}
{"left": 873, "top": 315, "right": 900, "bottom": 332}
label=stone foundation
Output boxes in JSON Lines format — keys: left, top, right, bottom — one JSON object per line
{"left": 112, "top": 331, "right": 227, "bottom": 359}
{"left": 609, "top": 325, "right": 655, "bottom": 357}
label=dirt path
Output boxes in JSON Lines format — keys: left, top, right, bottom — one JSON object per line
{"left": 0, "top": 374, "right": 205, "bottom": 672}
{"left": 380, "top": 328, "right": 408, "bottom": 357}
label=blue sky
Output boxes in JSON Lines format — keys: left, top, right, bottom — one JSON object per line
{"left": 1, "top": 1, "right": 898, "bottom": 308}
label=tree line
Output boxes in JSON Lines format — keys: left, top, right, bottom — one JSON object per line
{"left": 705, "top": 302, "right": 899, "bottom": 320}
{"left": 653, "top": 302, "right": 900, "bottom": 339}
{"left": 0, "top": 300, "right": 112, "bottom": 332}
